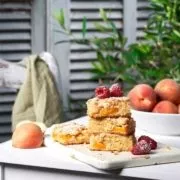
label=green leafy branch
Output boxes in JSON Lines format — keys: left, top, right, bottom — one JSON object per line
{"left": 54, "top": 0, "right": 180, "bottom": 91}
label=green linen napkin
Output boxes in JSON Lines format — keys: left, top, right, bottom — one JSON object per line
{"left": 12, "top": 55, "right": 62, "bottom": 130}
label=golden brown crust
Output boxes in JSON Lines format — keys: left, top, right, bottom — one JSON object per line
{"left": 88, "top": 117, "right": 135, "bottom": 135}
{"left": 86, "top": 97, "right": 131, "bottom": 118}
{"left": 51, "top": 123, "right": 89, "bottom": 145}
{"left": 89, "top": 133, "right": 136, "bottom": 152}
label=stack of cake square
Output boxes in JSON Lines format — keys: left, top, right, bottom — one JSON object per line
{"left": 86, "top": 96, "right": 136, "bottom": 151}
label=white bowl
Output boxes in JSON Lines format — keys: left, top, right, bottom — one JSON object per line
{"left": 131, "top": 109, "right": 180, "bottom": 136}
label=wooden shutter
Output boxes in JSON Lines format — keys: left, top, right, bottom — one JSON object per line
{"left": 69, "top": 0, "right": 123, "bottom": 117}
{"left": 0, "top": 1, "right": 32, "bottom": 142}
{"left": 136, "top": 0, "right": 151, "bottom": 41}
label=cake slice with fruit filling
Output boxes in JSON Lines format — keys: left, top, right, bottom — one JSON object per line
{"left": 89, "top": 133, "right": 136, "bottom": 152}
{"left": 51, "top": 122, "right": 89, "bottom": 145}
{"left": 88, "top": 116, "right": 135, "bottom": 135}
{"left": 86, "top": 96, "right": 131, "bottom": 118}
{"left": 86, "top": 84, "right": 131, "bottom": 118}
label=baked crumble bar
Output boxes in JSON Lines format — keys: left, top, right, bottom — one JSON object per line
{"left": 86, "top": 97, "right": 131, "bottom": 118}
{"left": 51, "top": 122, "right": 89, "bottom": 145}
{"left": 89, "top": 133, "right": 136, "bottom": 151}
{"left": 88, "top": 117, "right": 135, "bottom": 135}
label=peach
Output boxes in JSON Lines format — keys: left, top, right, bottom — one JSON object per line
{"left": 154, "top": 79, "right": 180, "bottom": 104}
{"left": 128, "top": 84, "right": 157, "bottom": 111}
{"left": 152, "top": 100, "right": 178, "bottom": 114}
{"left": 178, "top": 104, "right": 180, "bottom": 114}
{"left": 16, "top": 120, "right": 47, "bottom": 133}
{"left": 176, "top": 92, "right": 180, "bottom": 105}
{"left": 12, "top": 123, "right": 44, "bottom": 149}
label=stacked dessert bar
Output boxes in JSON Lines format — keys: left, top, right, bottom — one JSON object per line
{"left": 52, "top": 122, "right": 89, "bottom": 145}
{"left": 87, "top": 96, "right": 136, "bottom": 151}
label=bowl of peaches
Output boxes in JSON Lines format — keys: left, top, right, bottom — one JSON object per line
{"left": 128, "top": 79, "right": 180, "bottom": 136}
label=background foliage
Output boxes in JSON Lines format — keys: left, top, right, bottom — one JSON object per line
{"left": 132, "top": 0, "right": 180, "bottom": 85}
{"left": 54, "top": 0, "right": 180, "bottom": 93}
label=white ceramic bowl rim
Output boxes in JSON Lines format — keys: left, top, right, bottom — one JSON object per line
{"left": 131, "top": 109, "right": 180, "bottom": 136}
{"left": 131, "top": 109, "right": 180, "bottom": 117}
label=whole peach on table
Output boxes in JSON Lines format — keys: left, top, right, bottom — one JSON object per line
{"left": 152, "top": 100, "right": 178, "bottom": 114}
{"left": 154, "top": 79, "right": 180, "bottom": 104}
{"left": 16, "top": 120, "right": 47, "bottom": 133}
{"left": 128, "top": 84, "right": 157, "bottom": 111}
{"left": 178, "top": 104, "right": 180, "bottom": 114}
{"left": 12, "top": 123, "right": 44, "bottom": 149}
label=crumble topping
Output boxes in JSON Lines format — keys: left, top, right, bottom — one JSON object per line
{"left": 52, "top": 122, "right": 87, "bottom": 136}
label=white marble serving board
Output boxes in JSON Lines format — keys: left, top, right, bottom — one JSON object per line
{"left": 44, "top": 135, "right": 180, "bottom": 170}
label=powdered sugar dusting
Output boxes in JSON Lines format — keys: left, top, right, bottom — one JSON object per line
{"left": 52, "top": 123, "right": 87, "bottom": 135}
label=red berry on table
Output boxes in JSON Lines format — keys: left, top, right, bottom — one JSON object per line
{"left": 110, "top": 83, "right": 123, "bottom": 97}
{"left": 138, "top": 135, "right": 157, "bottom": 150}
{"left": 131, "top": 140, "right": 151, "bottom": 155}
{"left": 95, "top": 86, "right": 110, "bottom": 99}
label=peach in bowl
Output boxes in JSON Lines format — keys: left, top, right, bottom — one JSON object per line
{"left": 128, "top": 79, "right": 180, "bottom": 136}
{"left": 131, "top": 109, "right": 180, "bottom": 136}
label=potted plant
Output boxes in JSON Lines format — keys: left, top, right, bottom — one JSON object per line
{"left": 54, "top": 0, "right": 179, "bottom": 92}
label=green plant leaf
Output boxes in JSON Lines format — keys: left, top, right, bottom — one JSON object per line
{"left": 55, "top": 40, "right": 70, "bottom": 45}
{"left": 122, "top": 50, "right": 137, "bottom": 66}
{"left": 94, "top": 22, "right": 109, "bottom": 32}
{"left": 117, "top": 31, "right": 127, "bottom": 48}
{"left": 109, "top": 21, "right": 118, "bottom": 35}
{"left": 53, "top": 9, "right": 65, "bottom": 30}
{"left": 82, "top": 17, "right": 87, "bottom": 38}
{"left": 173, "top": 29, "right": 180, "bottom": 38}
{"left": 106, "top": 38, "right": 115, "bottom": 49}
{"left": 106, "top": 55, "right": 117, "bottom": 70}
{"left": 91, "top": 62, "right": 106, "bottom": 73}
{"left": 97, "top": 51, "right": 109, "bottom": 71}
{"left": 100, "top": 8, "right": 108, "bottom": 22}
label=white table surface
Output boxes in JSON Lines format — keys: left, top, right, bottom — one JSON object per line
{"left": 1, "top": 116, "right": 180, "bottom": 180}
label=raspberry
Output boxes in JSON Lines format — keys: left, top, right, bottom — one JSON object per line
{"left": 109, "top": 83, "right": 123, "bottom": 97}
{"left": 131, "top": 140, "right": 151, "bottom": 155}
{"left": 138, "top": 135, "right": 157, "bottom": 150}
{"left": 95, "top": 86, "right": 110, "bottom": 99}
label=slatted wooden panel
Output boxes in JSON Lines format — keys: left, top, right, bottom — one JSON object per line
{"left": 69, "top": 0, "right": 123, "bottom": 113}
{"left": 0, "top": 2, "right": 32, "bottom": 142}
{"left": 136, "top": 0, "right": 151, "bottom": 40}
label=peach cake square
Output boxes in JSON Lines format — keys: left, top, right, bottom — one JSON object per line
{"left": 88, "top": 116, "right": 135, "bottom": 135}
{"left": 86, "top": 97, "right": 131, "bottom": 118}
{"left": 51, "top": 122, "right": 89, "bottom": 145}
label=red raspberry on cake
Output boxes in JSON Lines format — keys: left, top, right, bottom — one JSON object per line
{"left": 110, "top": 83, "right": 123, "bottom": 97}
{"left": 95, "top": 86, "right": 110, "bottom": 99}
